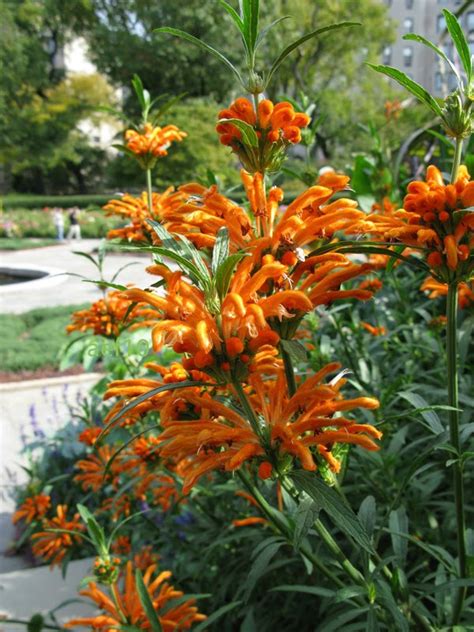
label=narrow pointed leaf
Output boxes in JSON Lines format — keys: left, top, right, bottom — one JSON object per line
{"left": 267, "top": 22, "right": 360, "bottom": 87}
{"left": 154, "top": 28, "right": 243, "bottom": 85}
{"left": 193, "top": 601, "right": 242, "bottom": 631}
{"left": 256, "top": 16, "right": 291, "bottom": 49}
{"left": 291, "top": 471, "right": 375, "bottom": 553}
{"left": 131, "top": 74, "right": 146, "bottom": 109}
{"left": 211, "top": 227, "right": 230, "bottom": 275}
{"left": 367, "top": 64, "right": 444, "bottom": 118}
{"left": 217, "top": 0, "right": 244, "bottom": 34}
{"left": 403, "top": 34, "right": 460, "bottom": 82}
{"left": 135, "top": 570, "right": 163, "bottom": 632}
{"left": 443, "top": 9, "right": 471, "bottom": 81}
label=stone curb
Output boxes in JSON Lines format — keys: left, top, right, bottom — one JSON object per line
{"left": 0, "top": 372, "right": 103, "bottom": 392}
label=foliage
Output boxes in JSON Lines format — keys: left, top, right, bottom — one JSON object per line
{"left": 0, "top": 238, "right": 58, "bottom": 250}
{"left": 1, "top": 194, "right": 119, "bottom": 210}
{"left": 0, "top": 304, "right": 86, "bottom": 373}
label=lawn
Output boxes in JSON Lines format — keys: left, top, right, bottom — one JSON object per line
{"left": 0, "top": 304, "right": 87, "bottom": 375}
{"left": 0, "top": 237, "right": 59, "bottom": 250}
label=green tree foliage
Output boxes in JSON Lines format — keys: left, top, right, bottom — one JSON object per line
{"left": 0, "top": 0, "right": 113, "bottom": 194}
{"left": 81, "top": 0, "right": 240, "bottom": 103}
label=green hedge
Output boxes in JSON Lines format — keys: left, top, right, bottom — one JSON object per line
{"left": 1, "top": 193, "right": 119, "bottom": 210}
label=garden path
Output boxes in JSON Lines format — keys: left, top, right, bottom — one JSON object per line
{"left": 0, "top": 238, "right": 152, "bottom": 313}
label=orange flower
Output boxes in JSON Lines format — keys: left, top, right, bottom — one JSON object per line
{"left": 65, "top": 561, "right": 205, "bottom": 631}
{"left": 111, "top": 535, "right": 132, "bottom": 555}
{"left": 67, "top": 290, "right": 144, "bottom": 338}
{"left": 75, "top": 446, "right": 131, "bottom": 491}
{"left": 155, "top": 363, "right": 380, "bottom": 492}
{"left": 12, "top": 494, "right": 51, "bottom": 525}
{"left": 421, "top": 277, "right": 474, "bottom": 309}
{"left": 361, "top": 322, "right": 387, "bottom": 337}
{"left": 32, "top": 505, "right": 84, "bottom": 567}
{"left": 125, "top": 123, "right": 186, "bottom": 168}
{"left": 366, "top": 165, "right": 473, "bottom": 279}
{"left": 217, "top": 98, "right": 310, "bottom": 172}
{"left": 78, "top": 427, "right": 102, "bottom": 446}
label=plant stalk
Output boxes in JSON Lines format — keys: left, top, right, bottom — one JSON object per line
{"left": 146, "top": 168, "right": 153, "bottom": 216}
{"left": 450, "top": 137, "right": 463, "bottom": 183}
{"left": 447, "top": 282, "right": 467, "bottom": 624}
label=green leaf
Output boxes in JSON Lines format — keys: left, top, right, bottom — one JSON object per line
{"left": 135, "top": 570, "right": 163, "bottom": 632}
{"left": 403, "top": 33, "right": 460, "bottom": 82}
{"left": 367, "top": 64, "right": 444, "bottom": 119}
{"left": 217, "top": 0, "right": 244, "bottom": 35}
{"left": 374, "top": 579, "right": 409, "bottom": 632}
{"left": 154, "top": 27, "right": 244, "bottom": 86}
{"left": 358, "top": 495, "right": 376, "bottom": 538}
{"left": 293, "top": 497, "right": 319, "bottom": 549}
{"left": 27, "top": 614, "right": 44, "bottom": 632}
{"left": 211, "top": 227, "right": 230, "bottom": 276}
{"left": 77, "top": 504, "right": 107, "bottom": 554}
{"left": 270, "top": 584, "right": 335, "bottom": 598}
{"left": 280, "top": 339, "right": 308, "bottom": 364}
{"left": 193, "top": 601, "right": 243, "bottom": 631}
{"left": 443, "top": 9, "right": 472, "bottom": 82}
{"left": 215, "top": 252, "right": 249, "bottom": 298}
{"left": 389, "top": 506, "right": 408, "bottom": 567}
{"left": 131, "top": 74, "right": 146, "bottom": 110}
{"left": 255, "top": 16, "right": 291, "bottom": 50}
{"left": 218, "top": 118, "right": 259, "bottom": 147}
{"left": 244, "top": 539, "right": 285, "bottom": 601}
{"left": 240, "top": 0, "right": 260, "bottom": 52}
{"left": 291, "top": 471, "right": 375, "bottom": 554}
{"left": 386, "top": 245, "right": 405, "bottom": 274}
{"left": 398, "top": 391, "right": 444, "bottom": 434}
{"left": 267, "top": 22, "right": 360, "bottom": 87}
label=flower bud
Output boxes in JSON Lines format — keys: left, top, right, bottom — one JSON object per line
{"left": 441, "top": 91, "right": 472, "bottom": 139}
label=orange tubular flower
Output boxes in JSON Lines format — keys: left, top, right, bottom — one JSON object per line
{"left": 67, "top": 290, "right": 144, "bottom": 338}
{"left": 361, "top": 322, "right": 387, "bottom": 337}
{"left": 365, "top": 165, "right": 474, "bottom": 280}
{"left": 65, "top": 561, "right": 205, "bottom": 631}
{"left": 155, "top": 363, "right": 380, "bottom": 493}
{"left": 13, "top": 494, "right": 51, "bottom": 525}
{"left": 75, "top": 446, "right": 132, "bottom": 492}
{"left": 125, "top": 123, "right": 186, "bottom": 169}
{"left": 32, "top": 505, "right": 84, "bottom": 567}
{"left": 217, "top": 97, "right": 310, "bottom": 172}
{"left": 421, "top": 277, "right": 474, "bottom": 309}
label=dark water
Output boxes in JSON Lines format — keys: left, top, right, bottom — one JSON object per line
{"left": 0, "top": 273, "right": 36, "bottom": 286}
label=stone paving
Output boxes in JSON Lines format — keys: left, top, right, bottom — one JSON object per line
{"left": 0, "top": 238, "right": 152, "bottom": 313}
{"left": 0, "top": 240, "right": 154, "bottom": 599}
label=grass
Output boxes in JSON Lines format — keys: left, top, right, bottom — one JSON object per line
{"left": 0, "top": 237, "right": 59, "bottom": 250}
{"left": 0, "top": 304, "right": 87, "bottom": 373}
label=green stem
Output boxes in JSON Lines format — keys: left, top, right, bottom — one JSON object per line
{"left": 451, "top": 137, "right": 463, "bottom": 183}
{"left": 232, "top": 379, "right": 265, "bottom": 443}
{"left": 236, "top": 470, "right": 345, "bottom": 589}
{"left": 447, "top": 282, "right": 467, "bottom": 624}
{"left": 146, "top": 168, "right": 153, "bottom": 216}
{"left": 280, "top": 343, "right": 297, "bottom": 397}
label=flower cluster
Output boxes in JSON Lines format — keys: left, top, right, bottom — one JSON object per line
{"left": 67, "top": 290, "right": 145, "bottom": 338}
{"left": 366, "top": 165, "right": 474, "bottom": 280}
{"left": 31, "top": 505, "right": 84, "bottom": 567}
{"left": 217, "top": 97, "right": 310, "bottom": 172}
{"left": 125, "top": 123, "right": 186, "bottom": 169}
{"left": 421, "top": 277, "right": 473, "bottom": 310}
{"left": 66, "top": 561, "right": 206, "bottom": 631}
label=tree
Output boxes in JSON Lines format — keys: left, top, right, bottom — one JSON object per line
{"left": 0, "top": 0, "right": 114, "bottom": 193}
{"left": 81, "top": 0, "right": 240, "bottom": 104}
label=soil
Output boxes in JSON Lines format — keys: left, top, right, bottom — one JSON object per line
{"left": 0, "top": 364, "right": 87, "bottom": 383}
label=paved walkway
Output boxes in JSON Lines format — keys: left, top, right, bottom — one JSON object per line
{"left": 0, "top": 239, "right": 152, "bottom": 313}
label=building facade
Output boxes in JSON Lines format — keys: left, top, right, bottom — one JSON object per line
{"left": 381, "top": 0, "right": 474, "bottom": 96}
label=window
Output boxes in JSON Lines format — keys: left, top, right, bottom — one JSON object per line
{"left": 467, "top": 12, "right": 474, "bottom": 31}
{"left": 403, "top": 46, "right": 413, "bottom": 67}
{"left": 382, "top": 45, "right": 392, "bottom": 64}
{"left": 405, "top": 0, "right": 413, "bottom": 8}
{"left": 403, "top": 17, "right": 414, "bottom": 33}
{"left": 437, "top": 14, "right": 446, "bottom": 33}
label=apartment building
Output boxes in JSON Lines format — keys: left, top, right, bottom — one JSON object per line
{"left": 381, "top": 0, "right": 474, "bottom": 95}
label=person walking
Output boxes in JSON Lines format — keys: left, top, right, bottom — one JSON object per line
{"left": 52, "top": 207, "right": 65, "bottom": 241}
{"left": 67, "top": 207, "right": 81, "bottom": 241}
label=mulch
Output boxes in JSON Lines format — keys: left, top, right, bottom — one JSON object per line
{"left": 0, "top": 365, "right": 86, "bottom": 384}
